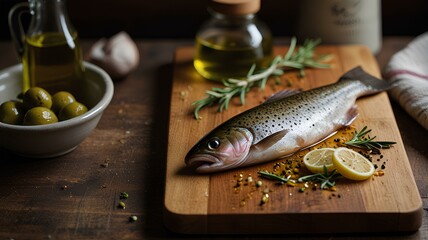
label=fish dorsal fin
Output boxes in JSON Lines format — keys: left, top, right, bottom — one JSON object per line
{"left": 264, "top": 89, "right": 301, "bottom": 104}
{"left": 253, "top": 129, "right": 289, "bottom": 150}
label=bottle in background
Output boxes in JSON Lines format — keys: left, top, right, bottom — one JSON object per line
{"left": 296, "top": 0, "right": 382, "bottom": 54}
{"left": 194, "top": 0, "right": 273, "bottom": 82}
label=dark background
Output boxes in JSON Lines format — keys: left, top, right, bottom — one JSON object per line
{"left": 0, "top": 0, "right": 427, "bottom": 40}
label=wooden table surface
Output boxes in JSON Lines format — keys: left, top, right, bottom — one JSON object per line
{"left": 0, "top": 37, "right": 426, "bottom": 239}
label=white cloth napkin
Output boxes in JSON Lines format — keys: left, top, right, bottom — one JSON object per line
{"left": 384, "top": 32, "right": 428, "bottom": 130}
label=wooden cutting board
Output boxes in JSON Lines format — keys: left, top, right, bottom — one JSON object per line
{"left": 164, "top": 45, "right": 422, "bottom": 234}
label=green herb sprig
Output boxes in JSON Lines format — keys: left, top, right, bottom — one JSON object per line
{"left": 192, "top": 37, "right": 331, "bottom": 119}
{"left": 344, "top": 126, "right": 397, "bottom": 154}
{"left": 257, "top": 170, "right": 295, "bottom": 184}
{"left": 297, "top": 166, "right": 342, "bottom": 189}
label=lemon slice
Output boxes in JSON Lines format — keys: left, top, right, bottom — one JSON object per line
{"left": 332, "top": 147, "right": 375, "bottom": 181}
{"left": 303, "top": 148, "right": 336, "bottom": 173}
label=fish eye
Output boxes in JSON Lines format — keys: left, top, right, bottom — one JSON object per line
{"left": 207, "top": 138, "right": 220, "bottom": 150}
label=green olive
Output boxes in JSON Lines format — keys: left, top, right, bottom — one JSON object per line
{"left": 0, "top": 100, "right": 25, "bottom": 125}
{"left": 23, "top": 87, "right": 52, "bottom": 109}
{"left": 52, "top": 91, "right": 76, "bottom": 114}
{"left": 23, "top": 107, "right": 58, "bottom": 125}
{"left": 58, "top": 102, "right": 88, "bottom": 121}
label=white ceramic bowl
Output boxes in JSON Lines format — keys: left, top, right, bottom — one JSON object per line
{"left": 0, "top": 62, "right": 114, "bottom": 158}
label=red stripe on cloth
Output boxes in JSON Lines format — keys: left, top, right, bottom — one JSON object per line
{"left": 385, "top": 69, "right": 428, "bottom": 81}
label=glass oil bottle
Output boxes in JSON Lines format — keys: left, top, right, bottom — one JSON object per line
{"left": 194, "top": 0, "right": 273, "bottom": 82}
{"left": 9, "top": 0, "right": 84, "bottom": 95}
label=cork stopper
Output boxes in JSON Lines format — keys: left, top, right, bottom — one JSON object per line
{"left": 209, "top": 0, "right": 260, "bottom": 15}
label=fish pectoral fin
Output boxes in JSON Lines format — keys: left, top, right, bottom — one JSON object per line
{"left": 300, "top": 131, "right": 338, "bottom": 151}
{"left": 253, "top": 130, "right": 289, "bottom": 151}
{"left": 264, "top": 89, "right": 301, "bottom": 104}
{"left": 340, "top": 105, "right": 359, "bottom": 126}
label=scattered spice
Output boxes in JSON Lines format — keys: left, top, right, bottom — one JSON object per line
{"left": 232, "top": 172, "right": 259, "bottom": 207}
{"left": 286, "top": 181, "right": 297, "bottom": 187}
{"left": 179, "top": 90, "right": 189, "bottom": 100}
{"left": 117, "top": 192, "right": 129, "bottom": 211}
{"left": 118, "top": 201, "right": 126, "bottom": 209}
{"left": 374, "top": 170, "right": 385, "bottom": 176}
{"left": 61, "top": 185, "right": 68, "bottom": 190}
{"left": 328, "top": 192, "right": 341, "bottom": 200}
{"left": 120, "top": 192, "right": 129, "bottom": 199}
{"left": 129, "top": 215, "right": 138, "bottom": 222}
{"left": 260, "top": 193, "right": 269, "bottom": 206}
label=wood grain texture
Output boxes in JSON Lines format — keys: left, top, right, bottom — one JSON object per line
{"left": 164, "top": 45, "right": 422, "bottom": 234}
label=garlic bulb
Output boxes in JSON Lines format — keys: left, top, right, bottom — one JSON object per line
{"left": 89, "top": 31, "right": 140, "bottom": 79}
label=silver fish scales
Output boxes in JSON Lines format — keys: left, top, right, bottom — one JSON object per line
{"left": 186, "top": 67, "right": 390, "bottom": 173}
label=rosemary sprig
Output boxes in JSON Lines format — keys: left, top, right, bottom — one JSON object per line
{"left": 192, "top": 37, "right": 331, "bottom": 119}
{"left": 297, "top": 166, "right": 342, "bottom": 189}
{"left": 344, "top": 126, "right": 397, "bottom": 154}
{"left": 257, "top": 170, "right": 295, "bottom": 184}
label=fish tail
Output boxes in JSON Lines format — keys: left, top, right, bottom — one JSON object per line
{"left": 340, "top": 66, "right": 391, "bottom": 94}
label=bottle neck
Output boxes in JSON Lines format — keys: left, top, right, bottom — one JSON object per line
{"left": 29, "top": 0, "right": 75, "bottom": 34}
{"left": 209, "top": 8, "right": 256, "bottom": 24}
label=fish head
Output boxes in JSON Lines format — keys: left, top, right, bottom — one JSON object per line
{"left": 185, "top": 127, "right": 254, "bottom": 173}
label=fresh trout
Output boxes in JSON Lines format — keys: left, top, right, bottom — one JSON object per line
{"left": 185, "top": 67, "right": 390, "bottom": 173}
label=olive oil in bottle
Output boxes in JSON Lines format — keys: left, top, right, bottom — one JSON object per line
{"left": 22, "top": 32, "right": 84, "bottom": 94}
{"left": 194, "top": 35, "right": 272, "bottom": 81}
{"left": 194, "top": 0, "right": 272, "bottom": 82}
{"left": 8, "top": 0, "right": 84, "bottom": 94}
